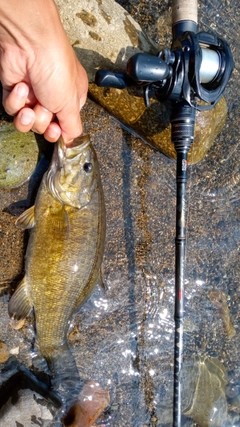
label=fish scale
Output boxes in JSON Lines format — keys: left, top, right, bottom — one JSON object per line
{"left": 30, "top": 190, "right": 103, "bottom": 354}
{"left": 8, "top": 135, "right": 106, "bottom": 411}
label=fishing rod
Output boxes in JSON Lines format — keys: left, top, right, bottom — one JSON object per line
{"left": 95, "top": 0, "right": 234, "bottom": 425}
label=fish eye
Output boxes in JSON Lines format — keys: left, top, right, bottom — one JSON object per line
{"left": 83, "top": 162, "right": 93, "bottom": 173}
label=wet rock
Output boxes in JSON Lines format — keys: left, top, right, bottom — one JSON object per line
{"left": 0, "top": 389, "right": 53, "bottom": 426}
{"left": 0, "top": 123, "right": 39, "bottom": 189}
{"left": 183, "top": 356, "right": 228, "bottom": 427}
{"left": 55, "top": 0, "right": 158, "bottom": 82}
{"left": 88, "top": 86, "right": 227, "bottom": 164}
{"left": 159, "top": 356, "right": 230, "bottom": 426}
{"left": 55, "top": 0, "right": 228, "bottom": 164}
{"left": 63, "top": 381, "right": 110, "bottom": 427}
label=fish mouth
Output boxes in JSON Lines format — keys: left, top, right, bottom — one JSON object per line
{"left": 59, "top": 135, "right": 90, "bottom": 160}
{"left": 45, "top": 134, "right": 92, "bottom": 206}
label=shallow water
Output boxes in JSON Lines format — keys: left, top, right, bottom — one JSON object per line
{"left": 0, "top": 1, "right": 239, "bottom": 426}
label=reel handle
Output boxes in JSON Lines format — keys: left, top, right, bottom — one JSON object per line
{"left": 95, "top": 70, "right": 130, "bottom": 89}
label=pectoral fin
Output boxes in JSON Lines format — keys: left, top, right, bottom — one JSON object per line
{"left": 48, "top": 205, "right": 70, "bottom": 235}
{"left": 15, "top": 205, "right": 35, "bottom": 229}
{"left": 8, "top": 277, "right": 33, "bottom": 322}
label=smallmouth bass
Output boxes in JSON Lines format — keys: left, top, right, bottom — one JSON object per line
{"left": 8, "top": 135, "right": 106, "bottom": 413}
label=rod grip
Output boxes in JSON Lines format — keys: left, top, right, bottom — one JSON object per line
{"left": 172, "top": 0, "right": 198, "bottom": 26}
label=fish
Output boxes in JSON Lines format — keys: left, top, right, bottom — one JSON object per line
{"left": 7, "top": 135, "right": 106, "bottom": 416}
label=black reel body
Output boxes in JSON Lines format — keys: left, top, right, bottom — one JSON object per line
{"left": 95, "top": 30, "right": 234, "bottom": 111}
{"left": 154, "top": 31, "right": 233, "bottom": 109}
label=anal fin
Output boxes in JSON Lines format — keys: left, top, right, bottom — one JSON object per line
{"left": 8, "top": 277, "right": 33, "bottom": 321}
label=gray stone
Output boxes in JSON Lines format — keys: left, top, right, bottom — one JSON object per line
{"left": 55, "top": 0, "right": 158, "bottom": 82}
{"left": 0, "top": 389, "right": 53, "bottom": 426}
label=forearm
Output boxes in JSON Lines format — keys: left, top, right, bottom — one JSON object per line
{"left": 0, "top": 0, "right": 68, "bottom": 53}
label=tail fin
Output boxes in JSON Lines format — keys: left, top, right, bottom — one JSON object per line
{"left": 45, "top": 343, "right": 84, "bottom": 414}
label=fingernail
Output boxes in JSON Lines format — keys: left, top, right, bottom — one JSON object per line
{"left": 16, "top": 85, "right": 28, "bottom": 98}
{"left": 20, "top": 112, "right": 33, "bottom": 125}
{"left": 46, "top": 127, "right": 60, "bottom": 139}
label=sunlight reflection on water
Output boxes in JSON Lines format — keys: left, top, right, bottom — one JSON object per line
{"left": 0, "top": 0, "right": 239, "bottom": 425}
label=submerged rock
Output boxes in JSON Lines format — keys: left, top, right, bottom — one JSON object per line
{"left": 55, "top": 0, "right": 228, "bottom": 164}
{"left": 0, "top": 123, "right": 38, "bottom": 189}
{"left": 88, "top": 86, "right": 227, "bottom": 164}
{"left": 0, "top": 388, "right": 53, "bottom": 426}
{"left": 63, "top": 381, "right": 110, "bottom": 427}
{"left": 183, "top": 356, "right": 228, "bottom": 427}
{"left": 159, "top": 356, "right": 234, "bottom": 426}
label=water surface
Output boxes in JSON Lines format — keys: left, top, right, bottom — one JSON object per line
{"left": 0, "top": 1, "right": 239, "bottom": 426}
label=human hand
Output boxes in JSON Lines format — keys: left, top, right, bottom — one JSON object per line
{"left": 0, "top": 0, "right": 88, "bottom": 144}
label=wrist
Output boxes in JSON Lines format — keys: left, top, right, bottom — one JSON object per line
{"left": 0, "top": 0, "right": 66, "bottom": 54}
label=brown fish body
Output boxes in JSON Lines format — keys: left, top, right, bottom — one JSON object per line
{"left": 28, "top": 176, "right": 104, "bottom": 358}
{"left": 9, "top": 135, "right": 106, "bottom": 362}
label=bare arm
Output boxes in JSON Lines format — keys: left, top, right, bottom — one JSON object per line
{"left": 0, "top": 0, "right": 88, "bottom": 143}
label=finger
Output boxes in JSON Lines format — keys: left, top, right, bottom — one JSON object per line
{"left": 44, "top": 122, "right": 62, "bottom": 143}
{"left": 57, "top": 107, "right": 83, "bottom": 144}
{"left": 31, "top": 104, "right": 54, "bottom": 134}
{"left": 2, "top": 82, "right": 37, "bottom": 116}
{"left": 13, "top": 107, "right": 35, "bottom": 132}
{"left": 3, "top": 82, "right": 29, "bottom": 116}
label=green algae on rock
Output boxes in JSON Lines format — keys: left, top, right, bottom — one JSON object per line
{"left": 89, "top": 84, "right": 227, "bottom": 164}
{"left": 0, "top": 123, "right": 38, "bottom": 188}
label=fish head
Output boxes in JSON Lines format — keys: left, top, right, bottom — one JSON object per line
{"left": 46, "top": 135, "right": 99, "bottom": 208}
